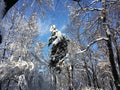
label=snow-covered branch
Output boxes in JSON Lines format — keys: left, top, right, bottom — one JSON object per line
{"left": 0, "top": 60, "right": 34, "bottom": 81}
{"left": 85, "top": 8, "right": 103, "bottom": 11}
{"left": 77, "top": 37, "right": 109, "bottom": 53}
{"left": 30, "top": 52, "right": 48, "bottom": 65}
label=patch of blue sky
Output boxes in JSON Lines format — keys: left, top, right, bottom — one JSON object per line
{"left": 37, "top": 0, "right": 70, "bottom": 59}
{"left": 89, "top": 42, "right": 98, "bottom": 51}
{"left": 0, "top": 0, "right": 70, "bottom": 60}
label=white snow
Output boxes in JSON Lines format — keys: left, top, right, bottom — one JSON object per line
{"left": 106, "top": 27, "right": 111, "bottom": 35}
{"left": 76, "top": 37, "right": 109, "bottom": 54}
{"left": 18, "top": 74, "right": 28, "bottom": 90}
{"left": 0, "top": 60, "right": 34, "bottom": 81}
{"left": 52, "top": 31, "right": 63, "bottom": 45}
{"left": 49, "top": 25, "right": 66, "bottom": 46}
{"left": 50, "top": 24, "right": 56, "bottom": 32}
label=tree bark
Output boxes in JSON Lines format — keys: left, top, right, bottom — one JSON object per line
{"left": 113, "top": 35, "right": 120, "bottom": 76}
{"left": 52, "top": 73, "right": 57, "bottom": 90}
{"left": 84, "top": 59, "right": 91, "bottom": 87}
{"left": 6, "top": 79, "right": 10, "bottom": 90}
{"left": 106, "top": 34, "right": 120, "bottom": 90}
{"left": 102, "top": 0, "right": 120, "bottom": 89}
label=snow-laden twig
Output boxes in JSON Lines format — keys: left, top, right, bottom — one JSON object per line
{"left": 81, "top": 7, "right": 103, "bottom": 11}
{"left": 77, "top": 37, "right": 109, "bottom": 54}
{"left": 31, "top": 0, "right": 35, "bottom": 7}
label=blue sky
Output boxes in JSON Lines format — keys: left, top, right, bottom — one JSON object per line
{"left": 3, "top": 0, "right": 103, "bottom": 60}
{"left": 36, "top": 0, "right": 70, "bottom": 59}
{"left": 2, "top": 0, "right": 70, "bottom": 59}
{"left": 8, "top": 0, "right": 99, "bottom": 59}
{"left": 1, "top": 0, "right": 112, "bottom": 61}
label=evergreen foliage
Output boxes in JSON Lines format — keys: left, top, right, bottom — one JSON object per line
{"left": 48, "top": 25, "right": 70, "bottom": 72}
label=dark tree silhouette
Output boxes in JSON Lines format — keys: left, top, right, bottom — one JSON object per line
{"left": 2, "top": 0, "right": 18, "bottom": 18}
{"left": 48, "top": 25, "right": 70, "bottom": 72}
{"left": 0, "top": 0, "right": 18, "bottom": 44}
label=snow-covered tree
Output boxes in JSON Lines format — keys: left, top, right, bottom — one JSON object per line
{"left": 48, "top": 25, "right": 70, "bottom": 72}
{"left": 65, "top": 0, "right": 120, "bottom": 89}
{"left": 0, "top": 10, "right": 51, "bottom": 90}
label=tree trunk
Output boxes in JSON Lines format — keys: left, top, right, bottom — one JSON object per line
{"left": 110, "top": 80, "right": 114, "bottom": 90}
{"left": 67, "top": 65, "right": 73, "bottom": 90}
{"left": 52, "top": 73, "right": 57, "bottom": 90}
{"left": 106, "top": 35, "right": 120, "bottom": 90}
{"left": 6, "top": 79, "right": 10, "bottom": 90}
{"left": 113, "top": 36, "right": 120, "bottom": 76}
{"left": 0, "top": 82, "right": 1, "bottom": 90}
{"left": 102, "top": 0, "right": 120, "bottom": 89}
{"left": 91, "top": 62, "right": 100, "bottom": 89}
{"left": 84, "top": 59, "right": 91, "bottom": 87}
